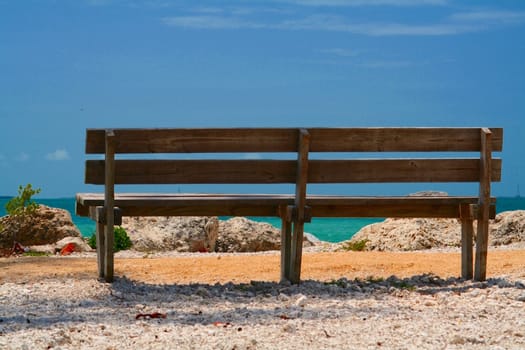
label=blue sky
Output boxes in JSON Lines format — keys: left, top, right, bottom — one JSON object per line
{"left": 0, "top": 0, "right": 524, "bottom": 198}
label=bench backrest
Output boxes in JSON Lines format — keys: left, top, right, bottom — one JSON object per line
{"left": 84, "top": 128, "right": 502, "bottom": 189}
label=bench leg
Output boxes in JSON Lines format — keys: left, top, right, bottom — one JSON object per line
{"left": 95, "top": 222, "right": 106, "bottom": 279}
{"left": 104, "top": 222, "right": 114, "bottom": 283}
{"left": 280, "top": 218, "right": 292, "bottom": 283}
{"left": 474, "top": 218, "right": 489, "bottom": 281}
{"left": 289, "top": 221, "right": 305, "bottom": 284}
{"left": 460, "top": 218, "right": 473, "bottom": 279}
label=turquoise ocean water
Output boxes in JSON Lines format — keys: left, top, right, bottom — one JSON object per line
{"left": 1, "top": 197, "right": 524, "bottom": 243}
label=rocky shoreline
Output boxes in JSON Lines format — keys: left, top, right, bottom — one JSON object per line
{"left": 2, "top": 208, "right": 524, "bottom": 257}
{"left": 348, "top": 210, "right": 525, "bottom": 251}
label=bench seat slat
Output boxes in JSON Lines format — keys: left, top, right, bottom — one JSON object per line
{"left": 76, "top": 193, "right": 495, "bottom": 219}
{"left": 85, "top": 158, "right": 502, "bottom": 184}
{"left": 86, "top": 128, "right": 503, "bottom": 154}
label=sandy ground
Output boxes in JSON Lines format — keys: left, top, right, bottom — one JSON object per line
{"left": 2, "top": 249, "right": 525, "bottom": 349}
{"left": 2, "top": 249, "right": 525, "bottom": 284}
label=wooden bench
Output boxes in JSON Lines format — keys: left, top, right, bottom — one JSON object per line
{"left": 76, "top": 127, "right": 503, "bottom": 284}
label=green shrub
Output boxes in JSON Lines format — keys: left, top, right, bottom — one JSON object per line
{"left": 5, "top": 184, "right": 41, "bottom": 217}
{"left": 88, "top": 226, "right": 132, "bottom": 252}
{"left": 87, "top": 234, "right": 96, "bottom": 249}
{"left": 4, "top": 184, "right": 41, "bottom": 242}
{"left": 340, "top": 239, "right": 368, "bottom": 252}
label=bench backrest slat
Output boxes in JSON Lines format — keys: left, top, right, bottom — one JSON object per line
{"left": 86, "top": 127, "right": 503, "bottom": 154}
{"left": 85, "top": 158, "right": 502, "bottom": 185}
{"left": 309, "top": 128, "right": 503, "bottom": 152}
{"left": 86, "top": 128, "right": 299, "bottom": 154}
{"left": 309, "top": 159, "right": 502, "bottom": 183}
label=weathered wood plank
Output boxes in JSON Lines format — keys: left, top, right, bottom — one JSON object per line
{"left": 86, "top": 128, "right": 503, "bottom": 154}
{"left": 280, "top": 208, "right": 292, "bottom": 283}
{"left": 77, "top": 193, "right": 295, "bottom": 203}
{"left": 309, "top": 159, "right": 502, "bottom": 183}
{"left": 76, "top": 193, "right": 496, "bottom": 219}
{"left": 114, "top": 204, "right": 285, "bottom": 217}
{"left": 77, "top": 193, "right": 494, "bottom": 205}
{"left": 85, "top": 158, "right": 502, "bottom": 184}
{"left": 305, "top": 196, "right": 491, "bottom": 206}
{"left": 461, "top": 204, "right": 474, "bottom": 279}
{"left": 289, "top": 129, "right": 310, "bottom": 284}
{"left": 76, "top": 193, "right": 295, "bottom": 215}
{"left": 77, "top": 201, "right": 496, "bottom": 219}
{"left": 85, "top": 159, "right": 298, "bottom": 184}
{"left": 475, "top": 128, "right": 492, "bottom": 281}
{"left": 308, "top": 127, "right": 503, "bottom": 152}
{"left": 104, "top": 130, "right": 115, "bottom": 283}
{"left": 86, "top": 128, "right": 299, "bottom": 154}
{"left": 310, "top": 203, "right": 495, "bottom": 219}
{"left": 75, "top": 198, "right": 90, "bottom": 217}
{"left": 95, "top": 220, "right": 105, "bottom": 279}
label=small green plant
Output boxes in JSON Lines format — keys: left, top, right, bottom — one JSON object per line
{"left": 88, "top": 226, "right": 132, "bottom": 252}
{"left": 5, "top": 184, "right": 41, "bottom": 217}
{"left": 340, "top": 239, "right": 368, "bottom": 252}
{"left": 4, "top": 184, "right": 41, "bottom": 245}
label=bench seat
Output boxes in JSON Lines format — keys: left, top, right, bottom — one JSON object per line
{"left": 77, "top": 192, "right": 495, "bottom": 219}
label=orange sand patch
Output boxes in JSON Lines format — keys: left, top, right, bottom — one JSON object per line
{"left": 1, "top": 250, "right": 524, "bottom": 284}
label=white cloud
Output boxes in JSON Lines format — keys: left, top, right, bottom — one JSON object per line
{"left": 450, "top": 10, "right": 525, "bottom": 24}
{"left": 86, "top": 0, "right": 114, "bottom": 5}
{"left": 86, "top": 0, "right": 175, "bottom": 8}
{"left": 275, "top": 0, "right": 447, "bottom": 6}
{"left": 162, "top": 3, "right": 525, "bottom": 37}
{"left": 88, "top": 0, "right": 448, "bottom": 7}
{"left": 358, "top": 60, "right": 416, "bottom": 68}
{"left": 162, "top": 16, "right": 265, "bottom": 30}
{"left": 190, "top": 7, "right": 225, "bottom": 15}
{"left": 277, "top": 15, "right": 481, "bottom": 35}
{"left": 46, "top": 149, "right": 70, "bottom": 161}
{"left": 163, "top": 13, "right": 480, "bottom": 36}
{"left": 320, "top": 48, "right": 362, "bottom": 57}
{"left": 353, "top": 22, "right": 478, "bottom": 36}
{"left": 15, "top": 152, "right": 29, "bottom": 162}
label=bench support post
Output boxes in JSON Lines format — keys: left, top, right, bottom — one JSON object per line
{"left": 280, "top": 206, "right": 293, "bottom": 282}
{"left": 96, "top": 220, "right": 105, "bottom": 279}
{"left": 289, "top": 129, "right": 310, "bottom": 284}
{"left": 90, "top": 205, "right": 122, "bottom": 280}
{"left": 460, "top": 204, "right": 474, "bottom": 279}
{"left": 104, "top": 130, "right": 116, "bottom": 282}
{"left": 475, "top": 128, "right": 492, "bottom": 281}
